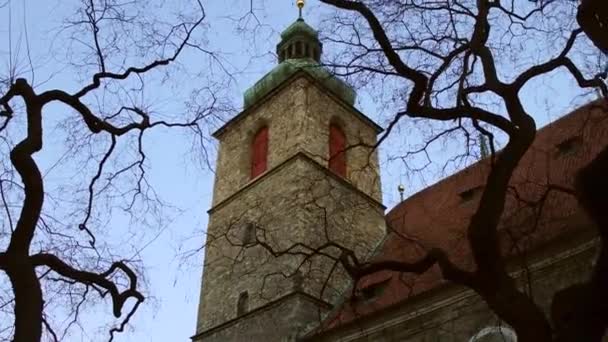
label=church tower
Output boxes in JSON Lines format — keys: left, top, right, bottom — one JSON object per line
{"left": 193, "top": 3, "right": 386, "bottom": 341}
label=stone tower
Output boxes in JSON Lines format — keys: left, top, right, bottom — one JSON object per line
{"left": 192, "top": 9, "right": 386, "bottom": 342}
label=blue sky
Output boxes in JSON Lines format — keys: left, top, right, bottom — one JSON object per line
{"left": 0, "top": 1, "right": 603, "bottom": 341}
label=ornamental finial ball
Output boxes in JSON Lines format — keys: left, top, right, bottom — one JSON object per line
{"left": 297, "top": 0, "right": 305, "bottom": 9}
{"left": 398, "top": 184, "right": 405, "bottom": 201}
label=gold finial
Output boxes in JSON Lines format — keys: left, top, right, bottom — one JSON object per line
{"left": 297, "top": 0, "right": 305, "bottom": 18}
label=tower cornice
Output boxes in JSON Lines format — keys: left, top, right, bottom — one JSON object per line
{"left": 207, "top": 151, "right": 386, "bottom": 215}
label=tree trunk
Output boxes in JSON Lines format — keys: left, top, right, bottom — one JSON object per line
{"left": 3, "top": 79, "right": 46, "bottom": 342}
{"left": 479, "top": 278, "right": 553, "bottom": 342}
{"left": 6, "top": 259, "right": 43, "bottom": 342}
{"left": 553, "top": 143, "right": 608, "bottom": 341}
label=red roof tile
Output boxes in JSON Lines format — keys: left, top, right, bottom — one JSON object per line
{"left": 321, "top": 100, "right": 608, "bottom": 331}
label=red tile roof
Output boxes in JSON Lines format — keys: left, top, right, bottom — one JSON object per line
{"left": 320, "top": 100, "right": 608, "bottom": 331}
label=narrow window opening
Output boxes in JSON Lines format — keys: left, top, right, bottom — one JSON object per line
{"left": 459, "top": 185, "right": 483, "bottom": 203}
{"left": 295, "top": 41, "right": 302, "bottom": 57}
{"left": 304, "top": 44, "right": 309, "bottom": 58}
{"left": 251, "top": 126, "right": 269, "bottom": 179}
{"left": 237, "top": 291, "right": 249, "bottom": 316}
{"left": 555, "top": 135, "right": 582, "bottom": 156}
{"left": 243, "top": 222, "right": 255, "bottom": 246}
{"left": 292, "top": 270, "right": 304, "bottom": 291}
{"left": 329, "top": 124, "right": 347, "bottom": 177}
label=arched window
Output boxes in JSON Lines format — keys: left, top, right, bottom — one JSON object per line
{"left": 251, "top": 126, "right": 269, "bottom": 179}
{"left": 237, "top": 291, "right": 249, "bottom": 316}
{"left": 329, "top": 123, "right": 347, "bottom": 177}
{"left": 469, "top": 326, "right": 517, "bottom": 342}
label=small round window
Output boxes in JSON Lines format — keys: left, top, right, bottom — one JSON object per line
{"left": 469, "top": 326, "right": 517, "bottom": 342}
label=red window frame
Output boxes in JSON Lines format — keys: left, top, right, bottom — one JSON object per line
{"left": 329, "top": 124, "right": 347, "bottom": 177}
{"left": 251, "top": 126, "right": 269, "bottom": 179}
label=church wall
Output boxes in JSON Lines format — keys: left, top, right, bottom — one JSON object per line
{"left": 312, "top": 237, "right": 599, "bottom": 341}
{"left": 196, "top": 155, "right": 386, "bottom": 334}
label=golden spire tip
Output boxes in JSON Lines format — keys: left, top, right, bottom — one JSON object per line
{"left": 297, "top": 0, "right": 305, "bottom": 18}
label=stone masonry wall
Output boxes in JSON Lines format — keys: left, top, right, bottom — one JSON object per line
{"left": 192, "top": 294, "right": 330, "bottom": 342}
{"left": 211, "top": 75, "right": 382, "bottom": 206}
{"left": 196, "top": 72, "right": 386, "bottom": 339}
{"left": 196, "top": 155, "right": 386, "bottom": 334}
{"left": 301, "top": 77, "right": 382, "bottom": 202}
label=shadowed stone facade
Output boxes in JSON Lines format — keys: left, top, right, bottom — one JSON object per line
{"left": 309, "top": 228, "right": 601, "bottom": 341}
{"left": 195, "top": 293, "right": 332, "bottom": 342}
{"left": 196, "top": 153, "right": 385, "bottom": 334}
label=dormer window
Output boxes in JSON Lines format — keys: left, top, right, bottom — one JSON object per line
{"left": 459, "top": 185, "right": 483, "bottom": 203}
{"left": 355, "top": 278, "right": 390, "bottom": 302}
{"left": 251, "top": 126, "right": 269, "bottom": 179}
{"left": 329, "top": 123, "right": 347, "bottom": 177}
{"left": 555, "top": 135, "right": 582, "bottom": 156}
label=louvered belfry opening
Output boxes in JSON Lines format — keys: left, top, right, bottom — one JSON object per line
{"left": 251, "top": 126, "right": 269, "bottom": 179}
{"left": 329, "top": 123, "right": 347, "bottom": 177}
{"left": 276, "top": 18, "right": 323, "bottom": 63}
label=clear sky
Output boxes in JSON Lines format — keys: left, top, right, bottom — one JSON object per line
{"left": 0, "top": 1, "right": 602, "bottom": 341}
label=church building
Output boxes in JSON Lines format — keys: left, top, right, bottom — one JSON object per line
{"left": 192, "top": 3, "right": 608, "bottom": 341}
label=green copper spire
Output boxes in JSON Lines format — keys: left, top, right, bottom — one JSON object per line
{"left": 242, "top": 9, "right": 356, "bottom": 108}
